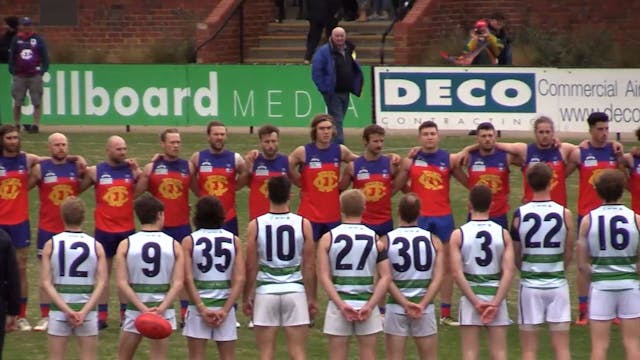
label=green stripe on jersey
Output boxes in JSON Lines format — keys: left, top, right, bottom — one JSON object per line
{"left": 522, "top": 254, "right": 564, "bottom": 263}
{"left": 257, "top": 280, "right": 303, "bottom": 287}
{"left": 387, "top": 295, "right": 426, "bottom": 304}
{"left": 194, "top": 298, "right": 227, "bottom": 307}
{"left": 520, "top": 271, "right": 565, "bottom": 280}
{"left": 592, "top": 256, "right": 638, "bottom": 266}
{"left": 130, "top": 284, "right": 170, "bottom": 293}
{"left": 464, "top": 273, "right": 500, "bottom": 283}
{"left": 51, "top": 303, "right": 87, "bottom": 311}
{"left": 591, "top": 272, "right": 640, "bottom": 282}
{"left": 55, "top": 284, "right": 94, "bottom": 294}
{"left": 333, "top": 276, "right": 373, "bottom": 285}
{"left": 471, "top": 286, "right": 498, "bottom": 296}
{"left": 338, "top": 292, "right": 372, "bottom": 301}
{"left": 194, "top": 280, "right": 231, "bottom": 290}
{"left": 394, "top": 279, "right": 431, "bottom": 289}
{"left": 126, "top": 301, "right": 162, "bottom": 310}
{"left": 259, "top": 264, "right": 300, "bottom": 276}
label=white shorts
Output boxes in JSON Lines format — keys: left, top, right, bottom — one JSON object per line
{"left": 182, "top": 306, "right": 237, "bottom": 341}
{"left": 459, "top": 295, "right": 510, "bottom": 326}
{"left": 589, "top": 287, "right": 640, "bottom": 321}
{"left": 323, "top": 301, "right": 382, "bottom": 336}
{"left": 48, "top": 311, "right": 98, "bottom": 337}
{"left": 122, "top": 309, "right": 177, "bottom": 335}
{"left": 518, "top": 284, "right": 571, "bottom": 325}
{"left": 253, "top": 292, "right": 310, "bottom": 327}
{"left": 383, "top": 307, "right": 437, "bottom": 337}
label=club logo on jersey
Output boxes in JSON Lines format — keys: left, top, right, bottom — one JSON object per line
{"left": 154, "top": 164, "right": 168, "bottom": 175}
{"left": 204, "top": 175, "right": 228, "bottom": 196}
{"left": 414, "top": 159, "right": 428, "bottom": 167}
{"left": 356, "top": 168, "right": 370, "bottom": 180}
{"left": 313, "top": 170, "right": 338, "bottom": 192}
{"left": 158, "top": 178, "right": 184, "bottom": 200}
{"left": 530, "top": 156, "right": 541, "bottom": 164}
{"left": 478, "top": 174, "right": 502, "bottom": 193}
{"left": 43, "top": 171, "right": 58, "bottom": 184}
{"left": 550, "top": 171, "right": 559, "bottom": 190}
{"left": 588, "top": 168, "right": 608, "bottom": 187}
{"left": 309, "top": 157, "right": 322, "bottom": 169}
{"left": 362, "top": 181, "right": 387, "bottom": 202}
{"left": 471, "top": 160, "right": 486, "bottom": 172}
{"left": 0, "top": 166, "right": 5, "bottom": 177}
{"left": 200, "top": 161, "right": 213, "bottom": 173}
{"left": 49, "top": 184, "right": 74, "bottom": 206}
{"left": 255, "top": 165, "right": 269, "bottom": 177}
{"left": 99, "top": 173, "right": 113, "bottom": 185}
{"left": 584, "top": 155, "right": 598, "bottom": 167}
{"left": 103, "top": 185, "right": 129, "bottom": 207}
{"left": 419, "top": 170, "right": 444, "bottom": 190}
{"left": 259, "top": 179, "right": 269, "bottom": 197}
{"left": 0, "top": 178, "right": 21, "bottom": 200}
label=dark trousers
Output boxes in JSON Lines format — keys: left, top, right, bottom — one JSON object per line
{"left": 305, "top": 20, "right": 338, "bottom": 61}
{"left": 275, "top": 0, "right": 285, "bottom": 20}
{"left": 322, "top": 91, "right": 350, "bottom": 145}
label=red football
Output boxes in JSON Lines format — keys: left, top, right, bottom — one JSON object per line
{"left": 134, "top": 312, "right": 172, "bottom": 339}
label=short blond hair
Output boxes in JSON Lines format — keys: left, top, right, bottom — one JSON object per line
{"left": 340, "top": 189, "right": 366, "bottom": 218}
{"left": 61, "top": 196, "right": 85, "bottom": 227}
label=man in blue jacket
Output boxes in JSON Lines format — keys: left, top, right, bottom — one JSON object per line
{"left": 8, "top": 17, "right": 49, "bottom": 134}
{"left": 311, "top": 27, "right": 363, "bottom": 145}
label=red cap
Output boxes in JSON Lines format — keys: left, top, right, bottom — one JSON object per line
{"left": 475, "top": 19, "right": 488, "bottom": 28}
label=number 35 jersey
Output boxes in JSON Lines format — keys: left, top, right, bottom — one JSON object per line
{"left": 459, "top": 220, "right": 505, "bottom": 296}
{"left": 189, "top": 228, "right": 236, "bottom": 306}
{"left": 256, "top": 212, "right": 305, "bottom": 294}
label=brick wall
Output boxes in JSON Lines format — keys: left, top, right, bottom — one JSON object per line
{"left": 394, "top": 0, "right": 638, "bottom": 64}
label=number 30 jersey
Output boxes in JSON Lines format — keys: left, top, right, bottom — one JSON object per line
{"left": 386, "top": 226, "right": 436, "bottom": 314}
{"left": 49, "top": 231, "right": 98, "bottom": 321}
{"left": 459, "top": 220, "right": 505, "bottom": 296}
{"left": 126, "top": 231, "right": 176, "bottom": 311}
{"left": 189, "top": 228, "right": 236, "bottom": 307}
{"left": 255, "top": 212, "right": 305, "bottom": 294}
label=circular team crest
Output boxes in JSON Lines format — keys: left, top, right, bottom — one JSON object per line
{"left": 158, "top": 178, "right": 183, "bottom": 200}
{"left": 478, "top": 174, "right": 502, "bottom": 193}
{"left": 588, "top": 169, "right": 607, "bottom": 187}
{"left": 204, "top": 175, "right": 229, "bottom": 196}
{"left": 48, "top": 184, "right": 74, "bottom": 206}
{"left": 418, "top": 170, "right": 444, "bottom": 190}
{"left": 0, "top": 178, "right": 21, "bottom": 200}
{"left": 362, "top": 181, "right": 386, "bottom": 202}
{"left": 103, "top": 186, "right": 129, "bottom": 207}
{"left": 313, "top": 171, "right": 338, "bottom": 192}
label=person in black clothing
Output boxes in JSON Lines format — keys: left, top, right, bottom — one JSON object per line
{"left": 0, "top": 228, "right": 20, "bottom": 360}
{"left": 488, "top": 12, "right": 512, "bottom": 65}
{"left": 0, "top": 16, "right": 18, "bottom": 63}
{"left": 304, "top": 0, "right": 341, "bottom": 63}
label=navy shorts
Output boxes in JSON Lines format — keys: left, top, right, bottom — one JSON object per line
{"left": 364, "top": 219, "right": 394, "bottom": 236}
{"left": 37, "top": 228, "right": 58, "bottom": 256}
{"left": 311, "top": 221, "right": 340, "bottom": 241}
{"left": 0, "top": 220, "right": 31, "bottom": 248}
{"left": 417, "top": 214, "right": 454, "bottom": 242}
{"left": 163, "top": 224, "right": 192, "bottom": 242}
{"left": 223, "top": 217, "right": 238, "bottom": 236}
{"left": 95, "top": 228, "right": 135, "bottom": 258}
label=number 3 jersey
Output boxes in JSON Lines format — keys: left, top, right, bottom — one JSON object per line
{"left": 459, "top": 220, "right": 505, "bottom": 296}
{"left": 512, "top": 201, "right": 568, "bottom": 288}
{"left": 49, "top": 231, "right": 98, "bottom": 321}
{"left": 386, "top": 226, "right": 436, "bottom": 314}
{"left": 126, "top": 231, "right": 176, "bottom": 314}
{"left": 255, "top": 212, "right": 305, "bottom": 294}
{"left": 189, "top": 228, "right": 236, "bottom": 307}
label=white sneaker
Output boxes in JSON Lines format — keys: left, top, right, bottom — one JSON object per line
{"left": 247, "top": 320, "right": 254, "bottom": 329}
{"left": 33, "top": 317, "right": 49, "bottom": 332}
{"left": 16, "top": 318, "right": 32, "bottom": 331}
{"left": 235, "top": 321, "right": 240, "bottom": 328}
{"left": 439, "top": 316, "right": 460, "bottom": 327}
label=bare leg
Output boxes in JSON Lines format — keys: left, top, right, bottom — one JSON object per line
{"left": 460, "top": 326, "right": 480, "bottom": 360}
{"left": 620, "top": 318, "right": 640, "bottom": 360}
{"left": 356, "top": 334, "right": 378, "bottom": 360}
{"left": 33, "top": 105, "right": 40, "bottom": 126}
{"left": 149, "top": 338, "right": 169, "bottom": 360}
{"left": 589, "top": 320, "right": 611, "bottom": 360}
{"left": 117, "top": 331, "right": 143, "bottom": 360}
{"left": 283, "top": 324, "right": 309, "bottom": 360}
{"left": 487, "top": 326, "right": 508, "bottom": 360}
{"left": 328, "top": 335, "right": 350, "bottom": 360}
{"left": 48, "top": 334, "right": 68, "bottom": 360}
{"left": 254, "top": 326, "right": 278, "bottom": 360}
{"left": 77, "top": 335, "right": 98, "bottom": 360}
{"left": 13, "top": 105, "right": 21, "bottom": 125}
{"left": 414, "top": 334, "right": 438, "bottom": 360}
{"left": 186, "top": 337, "right": 207, "bottom": 360}
{"left": 549, "top": 325, "right": 571, "bottom": 360}
{"left": 216, "top": 340, "right": 237, "bottom": 360}
{"left": 519, "top": 326, "right": 539, "bottom": 360}
{"left": 16, "top": 247, "right": 28, "bottom": 303}
{"left": 385, "top": 334, "right": 407, "bottom": 360}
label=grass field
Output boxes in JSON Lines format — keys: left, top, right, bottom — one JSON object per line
{"left": 4, "top": 128, "right": 632, "bottom": 359}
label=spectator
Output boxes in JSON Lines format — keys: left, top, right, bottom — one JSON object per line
{"left": 370, "top": 0, "right": 390, "bottom": 20}
{"left": 311, "top": 27, "right": 364, "bottom": 145}
{"left": 0, "top": 17, "right": 18, "bottom": 63}
{"left": 357, "top": 0, "right": 370, "bottom": 21}
{"left": 304, "top": 0, "right": 340, "bottom": 64}
{"left": 274, "top": 0, "right": 285, "bottom": 22}
{"left": 463, "top": 19, "right": 503, "bottom": 65}
{"left": 0, "top": 229, "right": 20, "bottom": 360}
{"left": 8, "top": 17, "right": 49, "bottom": 134}
{"left": 488, "top": 12, "right": 512, "bottom": 65}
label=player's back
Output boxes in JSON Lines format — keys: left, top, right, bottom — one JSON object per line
{"left": 459, "top": 220, "right": 505, "bottom": 294}
{"left": 126, "top": 231, "right": 176, "bottom": 306}
{"left": 190, "top": 228, "right": 236, "bottom": 305}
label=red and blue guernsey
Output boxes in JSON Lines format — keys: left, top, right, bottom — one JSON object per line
{"left": 409, "top": 149, "right": 451, "bottom": 216}
{"left": 149, "top": 158, "right": 191, "bottom": 227}
{"left": 467, "top": 149, "right": 510, "bottom": 217}
{"left": 578, "top": 144, "right": 618, "bottom": 217}
{"left": 298, "top": 143, "right": 341, "bottom": 223}
{"left": 0, "top": 153, "right": 29, "bottom": 225}
{"left": 196, "top": 150, "right": 237, "bottom": 221}
{"left": 249, "top": 153, "right": 289, "bottom": 220}
{"left": 353, "top": 155, "right": 392, "bottom": 225}
{"left": 95, "top": 162, "right": 135, "bottom": 232}
{"left": 522, "top": 144, "right": 567, "bottom": 206}
{"left": 630, "top": 156, "right": 640, "bottom": 214}
{"left": 39, "top": 160, "right": 79, "bottom": 233}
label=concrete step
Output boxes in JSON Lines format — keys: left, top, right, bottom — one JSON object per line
{"left": 247, "top": 46, "right": 394, "bottom": 61}
{"left": 243, "top": 57, "right": 392, "bottom": 66}
{"left": 258, "top": 34, "right": 393, "bottom": 48}
{"left": 267, "top": 19, "right": 394, "bottom": 35}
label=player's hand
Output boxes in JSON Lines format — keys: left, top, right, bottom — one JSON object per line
{"left": 578, "top": 139, "right": 590, "bottom": 149}
{"left": 357, "top": 304, "right": 372, "bottom": 321}
{"left": 242, "top": 300, "right": 253, "bottom": 317}
{"left": 480, "top": 304, "right": 497, "bottom": 324}
{"left": 388, "top": 153, "right": 401, "bottom": 166}
{"left": 126, "top": 158, "right": 140, "bottom": 171}
{"left": 338, "top": 303, "right": 359, "bottom": 322}
{"left": 406, "top": 147, "right": 420, "bottom": 159}
{"left": 66, "top": 310, "right": 82, "bottom": 327}
{"left": 308, "top": 300, "right": 318, "bottom": 319}
{"left": 473, "top": 300, "right": 491, "bottom": 315}
{"left": 5, "top": 316, "right": 16, "bottom": 332}
{"left": 210, "top": 309, "right": 228, "bottom": 328}
{"left": 404, "top": 302, "right": 424, "bottom": 319}
{"left": 613, "top": 141, "right": 624, "bottom": 156}
{"left": 245, "top": 149, "right": 259, "bottom": 162}
{"left": 201, "top": 309, "right": 217, "bottom": 327}
{"left": 150, "top": 153, "right": 163, "bottom": 162}
{"left": 631, "top": 146, "right": 640, "bottom": 157}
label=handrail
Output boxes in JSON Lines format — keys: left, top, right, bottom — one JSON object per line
{"left": 194, "top": 0, "right": 246, "bottom": 63}
{"left": 379, "top": 0, "right": 414, "bottom": 65}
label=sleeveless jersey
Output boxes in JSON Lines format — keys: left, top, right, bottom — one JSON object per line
{"left": 386, "top": 226, "right": 436, "bottom": 314}
{"left": 459, "top": 220, "right": 505, "bottom": 296}
{"left": 149, "top": 158, "right": 191, "bottom": 227}
{"left": 410, "top": 149, "right": 452, "bottom": 216}
{"left": 49, "top": 231, "right": 98, "bottom": 320}
{"left": 0, "top": 153, "right": 29, "bottom": 225}
{"left": 512, "top": 201, "right": 567, "bottom": 288}
{"left": 255, "top": 212, "right": 305, "bottom": 294}
{"left": 38, "top": 160, "right": 79, "bottom": 233}
{"left": 328, "top": 224, "right": 379, "bottom": 308}
{"left": 94, "top": 162, "right": 134, "bottom": 232}
{"left": 467, "top": 150, "right": 510, "bottom": 217}
{"left": 578, "top": 144, "right": 618, "bottom": 216}
{"left": 353, "top": 156, "right": 392, "bottom": 224}
{"left": 629, "top": 156, "right": 640, "bottom": 214}
{"left": 126, "top": 231, "right": 176, "bottom": 312}
{"left": 248, "top": 154, "right": 289, "bottom": 220}
{"left": 298, "top": 143, "right": 341, "bottom": 223}
{"left": 587, "top": 205, "right": 640, "bottom": 291}
{"left": 521, "top": 144, "right": 567, "bottom": 206}
{"left": 196, "top": 149, "right": 237, "bottom": 221}
{"left": 189, "top": 228, "right": 236, "bottom": 307}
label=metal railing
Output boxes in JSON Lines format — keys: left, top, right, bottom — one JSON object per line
{"left": 194, "top": 0, "right": 246, "bottom": 63}
{"left": 379, "top": 0, "right": 414, "bottom": 64}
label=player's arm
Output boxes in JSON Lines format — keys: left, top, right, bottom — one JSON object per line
{"left": 288, "top": 146, "right": 305, "bottom": 187}
{"left": 564, "top": 146, "right": 580, "bottom": 178}
{"left": 237, "top": 151, "right": 255, "bottom": 191}
{"left": 492, "top": 229, "right": 515, "bottom": 306}
{"left": 234, "top": 153, "right": 249, "bottom": 189}
{"left": 125, "top": 158, "right": 142, "bottom": 183}
{"left": 133, "top": 163, "right": 152, "bottom": 198}
{"left": 510, "top": 210, "right": 522, "bottom": 270}
{"left": 66, "top": 155, "right": 89, "bottom": 177}
{"left": 78, "top": 165, "right": 96, "bottom": 193}
{"left": 27, "top": 163, "right": 41, "bottom": 190}
{"left": 419, "top": 235, "right": 444, "bottom": 309}
{"left": 449, "top": 229, "right": 482, "bottom": 307}
{"left": 449, "top": 153, "right": 469, "bottom": 187}
{"left": 156, "top": 241, "right": 184, "bottom": 314}
{"left": 363, "top": 237, "right": 391, "bottom": 314}
{"left": 576, "top": 215, "right": 592, "bottom": 279}
{"left": 189, "top": 152, "right": 200, "bottom": 196}
{"left": 224, "top": 236, "right": 245, "bottom": 316}
{"left": 182, "top": 236, "right": 207, "bottom": 315}
{"left": 340, "top": 144, "right": 358, "bottom": 163}
{"left": 242, "top": 220, "right": 259, "bottom": 312}
{"left": 316, "top": 233, "right": 344, "bottom": 306}
{"left": 495, "top": 142, "right": 527, "bottom": 164}
{"left": 26, "top": 152, "right": 40, "bottom": 169}
{"left": 563, "top": 209, "right": 575, "bottom": 268}
{"left": 301, "top": 219, "right": 317, "bottom": 314}
{"left": 115, "top": 239, "right": 148, "bottom": 312}
{"left": 338, "top": 161, "right": 354, "bottom": 191}
{"left": 81, "top": 242, "right": 108, "bottom": 317}
{"left": 392, "top": 158, "right": 411, "bottom": 194}
{"left": 39, "top": 239, "right": 74, "bottom": 314}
